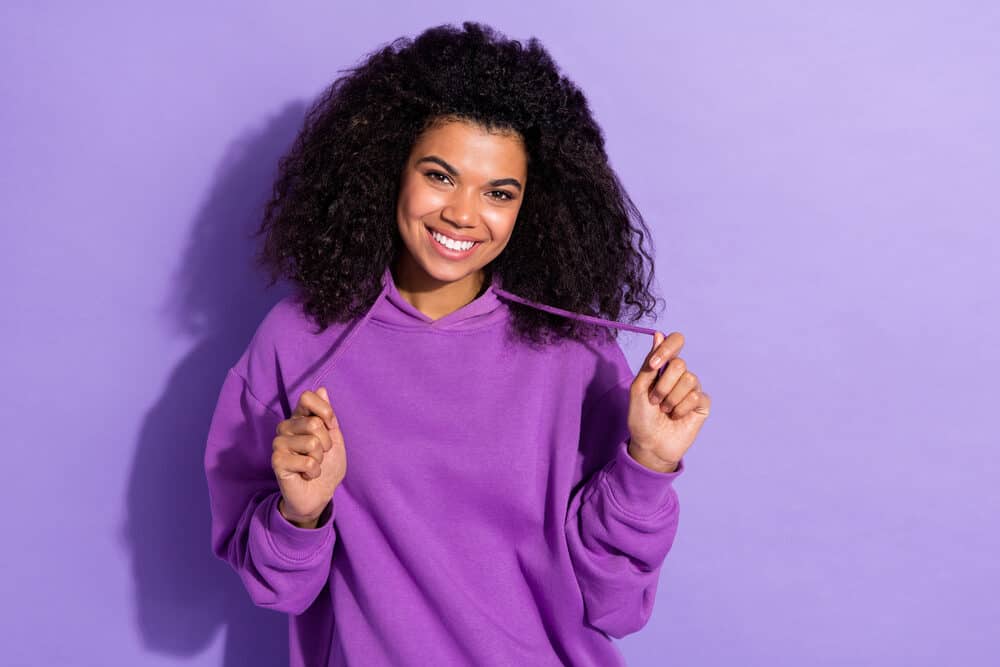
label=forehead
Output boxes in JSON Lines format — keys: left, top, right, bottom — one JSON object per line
{"left": 410, "top": 120, "right": 526, "bottom": 175}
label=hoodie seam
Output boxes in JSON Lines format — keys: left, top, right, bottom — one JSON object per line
{"left": 367, "top": 318, "right": 508, "bottom": 335}
{"left": 263, "top": 493, "right": 335, "bottom": 564}
{"left": 230, "top": 368, "right": 284, "bottom": 420}
{"left": 596, "top": 373, "right": 634, "bottom": 401}
{"left": 600, "top": 464, "right": 678, "bottom": 520}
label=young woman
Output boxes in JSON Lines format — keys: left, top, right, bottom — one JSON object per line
{"left": 204, "top": 21, "right": 711, "bottom": 667}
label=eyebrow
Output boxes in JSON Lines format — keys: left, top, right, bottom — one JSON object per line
{"left": 415, "top": 155, "right": 523, "bottom": 192}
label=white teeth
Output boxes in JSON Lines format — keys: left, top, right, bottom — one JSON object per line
{"left": 431, "top": 230, "right": 477, "bottom": 251}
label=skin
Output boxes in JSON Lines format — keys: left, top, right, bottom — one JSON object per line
{"left": 391, "top": 117, "right": 528, "bottom": 320}
{"left": 275, "top": 387, "right": 342, "bottom": 529}
{"left": 274, "top": 122, "right": 714, "bottom": 529}
{"left": 627, "top": 331, "right": 713, "bottom": 473}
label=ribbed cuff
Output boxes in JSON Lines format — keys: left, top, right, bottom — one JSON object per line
{"left": 603, "top": 440, "right": 685, "bottom": 516}
{"left": 265, "top": 492, "right": 335, "bottom": 563}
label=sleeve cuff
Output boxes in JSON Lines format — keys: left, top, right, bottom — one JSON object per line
{"left": 602, "top": 440, "right": 685, "bottom": 517}
{"left": 264, "top": 492, "right": 336, "bottom": 563}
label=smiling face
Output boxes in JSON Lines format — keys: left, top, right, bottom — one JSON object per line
{"left": 393, "top": 118, "right": 527, "bottom": 302}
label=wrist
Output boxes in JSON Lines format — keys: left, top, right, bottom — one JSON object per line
{"left": 627, "top": 439, "right": 680, "bottom": 473}
{"left": 278, "top": 497, "right": 322, "bottom": 529}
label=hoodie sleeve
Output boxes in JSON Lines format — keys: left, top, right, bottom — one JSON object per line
{"left": 203, "top": 366, "right": 336, "bottom": 616}
{"left": 564, "top": 374, "right": 686, "bottom": 639}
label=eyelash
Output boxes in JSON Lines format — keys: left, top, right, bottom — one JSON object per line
{"left": 425, "top": 171, "right": 514, "bottom": 201}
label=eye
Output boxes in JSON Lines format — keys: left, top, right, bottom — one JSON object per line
{"left": 489, "top": 191, "right": 515, "bottom": 201}
{"left": 425, "top": 170, "right": 452, "bottom": 184}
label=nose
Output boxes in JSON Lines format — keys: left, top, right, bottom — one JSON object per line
{"left": 441, "top": 187, "right": 478, "bottom": 227}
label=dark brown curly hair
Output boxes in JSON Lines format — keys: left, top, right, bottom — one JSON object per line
{"left": 252, "top": 20, "right": 663, "bottom": 346}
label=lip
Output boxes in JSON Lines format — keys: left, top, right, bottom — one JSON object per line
{"left": 425, "top": 225, "right": 482, "bottom": 260}
{"left": 424, "top": 225, "right": 484, "bottom": 243}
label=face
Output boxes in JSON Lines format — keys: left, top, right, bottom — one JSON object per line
{"left": 394, "top": 118, "right": 528, "bottom": 289}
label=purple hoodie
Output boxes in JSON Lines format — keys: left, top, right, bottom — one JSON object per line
{"left": 203, "top": 266, "right": 686, "bottom": 667}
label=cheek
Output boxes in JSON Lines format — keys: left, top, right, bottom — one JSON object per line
{"left": 398, "top": 180, "right": 447, "bottom": 219}
{"left": 485, "top": 208, "right": 519, "bottom": 243}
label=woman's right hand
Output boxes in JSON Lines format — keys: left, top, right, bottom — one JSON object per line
{"left": 272, "top": 386, "right": 346, "bottom": 528}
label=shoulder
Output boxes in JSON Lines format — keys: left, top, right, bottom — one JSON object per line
{"left": 229, "top": 295, "right": 305, "bottom": 384}
{"left": 563, "top": 332, "right": 635, "bottom": 398}
{"left": 231, "top": 295, "right": 353, "bottom": 406}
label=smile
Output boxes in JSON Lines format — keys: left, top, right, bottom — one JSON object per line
{"left": 425, "top": 226, "right": 482, "bottom": 259}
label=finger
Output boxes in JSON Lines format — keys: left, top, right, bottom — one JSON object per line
{"left": 272, "top": 449, "right": 322, "bottom": 481}
{"left": 275, "top": 414, "right": 332, "bottom": 454}
{"left": 633, "top": 331, "right": 685, "bottom": 393}
{"left": 290, "top": 414, "right": 334, "bottom": 452}
{"left": 695, "top": 391, "right": 712, "bottom": 416}
{"left": 293, "top": 388, "right": 339, "bottom": 432}
{"left": 315, "top": 388, "right": 340, "bottom": 449}
{"left": 278, "top": 433, "right": 325, "bottom": 466}
{"left": 661, "top": 370, "right": 699, "bottom": 413}
{"left": 666, "top": 388, "right": 703, "bottom": 418}
{"left": 648, "top": 356, "right": 687, "bottom": 406}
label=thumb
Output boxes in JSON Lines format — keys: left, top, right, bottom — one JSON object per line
{"left": 317, "top": 386, "right": 330, "bottom": 403}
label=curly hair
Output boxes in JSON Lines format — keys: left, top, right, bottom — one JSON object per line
{"left": 252, "top": 20, "right": 663, "bottom": 346}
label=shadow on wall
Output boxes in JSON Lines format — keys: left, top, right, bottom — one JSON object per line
{"left": 119, "top": 100, "right": 307, "bottom": 667}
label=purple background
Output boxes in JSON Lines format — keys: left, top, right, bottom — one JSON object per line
{"left": 2, "top": 2, "right": 997, "bottom": 665}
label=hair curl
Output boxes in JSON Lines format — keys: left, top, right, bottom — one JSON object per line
{"left": 253, "top": 20, "right": 663, "bottom": 346}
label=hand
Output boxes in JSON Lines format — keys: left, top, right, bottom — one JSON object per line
{"left": 272, "top": 387, "right": 346, "bottom": 527}
{"left": 626, "top": 331, "right": 712, "bottom": 472}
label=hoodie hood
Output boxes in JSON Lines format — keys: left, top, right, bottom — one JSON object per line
{"left": 374, "top": 266, "right": 507, "bottom": 330}
{"left": 374, "top": 265, "right": 658, "bottom": 336}
{"left": 305, "top": 266, "right": 659, "bottom": 391}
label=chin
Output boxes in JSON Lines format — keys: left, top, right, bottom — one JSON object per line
{"left": 420, "top": 259, "right": 484, "bottom": 284}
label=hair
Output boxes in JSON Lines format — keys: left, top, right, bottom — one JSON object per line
{"left": 253, "top": 20, "right": 663, "bottom": 346}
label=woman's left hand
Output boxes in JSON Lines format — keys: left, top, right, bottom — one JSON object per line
{"left": 626, "top": 331, "right": 712, "bottom": 472}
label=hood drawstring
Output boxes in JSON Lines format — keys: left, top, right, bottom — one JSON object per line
{"left": 306, "top": 271, "right": 660, "bottom": 392}
{"left": 306, "top": 275, "right": 394, "bottom": 392}
{"left": 491, "top": 286, "right": 657, "bottom": 337}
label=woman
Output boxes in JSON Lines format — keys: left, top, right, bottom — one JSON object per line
{"left": 204, "top": 21, "right": 711, "bottom": 667}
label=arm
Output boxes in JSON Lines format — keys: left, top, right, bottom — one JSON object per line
{"left": 565, "top": 377, "right": 686, "bottom": 639}
{"left": 203, "top": 367, "right": 336, "bottom": 615}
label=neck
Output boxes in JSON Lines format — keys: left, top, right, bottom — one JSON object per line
{"left": 390, "top": 257, "right": 489, "bottom": 321}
